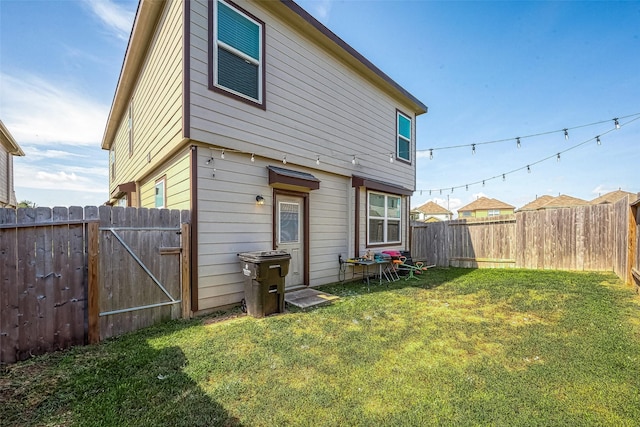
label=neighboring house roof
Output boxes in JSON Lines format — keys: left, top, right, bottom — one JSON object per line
{"left": 537, "top": 194, "right": 590, "bottom": 209}
{"left": 101, "top": 0, "right": 428, "bottom": 150}
{"left": 590, "top": 189, "right": 637, "bottom": 205}
{"left": 0, "top": 120, "right": 25, "bottom": 156}
{"left": 412, "top": 201, "right": 452, "bottom": 216}
{"left": 516, "top": 195, "right": 555, "bottom": 212}
{"left": 458, "top": 197, "right": 515, "bottom": 212}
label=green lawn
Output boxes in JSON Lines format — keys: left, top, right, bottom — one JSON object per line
{"left": 2, "top": 268, "right": 640, "bottom": 426}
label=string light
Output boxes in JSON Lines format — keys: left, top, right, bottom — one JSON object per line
{"left": 389, "top": 153, "right": 394, "bottom": 163}
{"left": 220, "top": 150, "right": 225, "bottom": 159}
{"left": 316, "top": 156, "right": 320, "bottom": 165}
{"left": 556, "top": 153, "right": 561, "bottom": 162}
{"left": 250, "top": 153, "right": 255, "bottom": 162}
{"left": 516, "top": 137, "right": 521, "bottom": 148}
{"left": 283, "top": 155, "right": 287, "bottom": 165}
{"left": 352, "top": 156, "right": 357, "bottom": 165}
{"left": 596, "top": 136, "right": 601, "bottom": 145}
{"left": 417, "top": 113, "right": 639, "bottom": 156}
{"left": 502, "top": 174, "right": 506, "bottom": 181}
{"left": 471, "top": 144, "right": 476, "bottom": 155}
{"left": 482, "top": 180, "right": 485, "bottom": 187}
{"left": 527, "top": 165, "right": 531, "bottom": 173}
{"left": 465, "top": 184, "right": 468, "bottom": 191}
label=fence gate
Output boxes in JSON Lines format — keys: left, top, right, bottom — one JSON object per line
{"left": 90, "top": 206, "right": 190, "bottom": 341}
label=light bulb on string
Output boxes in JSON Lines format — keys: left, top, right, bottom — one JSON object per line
{"left": 516, "top": 137, "right": 521, "bottom": 148}
{"left": 283, "top": 155, "right": 287, "bottom": 165}
{"left": 451, "top": 187, "right": 454, "bottom": 194}
{"left": 527, "top": 165, "right": 531, "bottom": 173}
{"left": 471, "top": 144, "right": 476, "bottom": 155}
{"left": 556, "top": 153, "right": 561, "bottom": 162}
{"left": 250, "top": 153, "right": 255, "bottom": 163}
{"left": 482, "top": 180, "right": 485, "bottom": 187}
{"left": 465, "top": 184, "right": 468, "bottom": 191}
{"left": 614, "top": 118, "right": 620, "bottom": 129}
{"left": 429, "top": 149, "right": 433, "bottom": 160}
{"left": 352, "top": 156, "right": 356, "bottom": 165}
{"left": 563, "top": 129, "right": 569, "bottom": 140}
{"left": 389, "top": 153, "right": 394, "bottom": 163}
{"left": 596, "top": 136, "right": 601, "bottom": 145}
{"left": 220, "top": 150, "right": 225, "bottom": 159}
{"left": 502, "top": 174, "right": 506, "bottom": 182}
{"left": 316, "top": 156, "right": 320, "bottom": 165}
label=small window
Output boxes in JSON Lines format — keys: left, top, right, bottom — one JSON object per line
{"left": 461, "top": 211, "right": 472, "bottom": 218}
{"left": 155, "top": 178, "right": 165, "bottom": 208}
{"left": 397, "top": 110, "right": 412, "bottom": 162}
{"left": 488, "top": 209, "right": 500, "bottom": 217}
{"left": 212, "top": 0, "right": 264, "bottom": 106}
{"left": 368, "top": 191, "right": 401, "bottom": 245}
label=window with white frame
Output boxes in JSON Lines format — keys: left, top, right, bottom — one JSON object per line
{"left": 397, "top": 110, "right": 412, "bottom": 162}
{"left": 488, "top": 209, "right": 500, "bottom": 217}
{"left": 154, "top": 178, "right": 165, "bottom": 208}
{"left": 368, "top": 191, "right": 401, "bottom": 244}
{"left": 212, "top": 0, "right": 264, "bottom": 105}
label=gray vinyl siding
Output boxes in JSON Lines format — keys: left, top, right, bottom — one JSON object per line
{"left": 188, "top": 0, "right": 417, "bottom": 188}
{"left": 188, "top": 0, "right": 419, "bottom": 310}
{"left": 108, "top": 0, "right": 184, "bottom": 196}
{"left": 195, "top": 148, "right": 350, "bottom": 310}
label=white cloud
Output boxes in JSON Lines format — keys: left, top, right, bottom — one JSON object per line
{"left": 14, "top": 167, "right": 105, "bottom": 193}
{"left": 83, "top": 0, "right": 136, "bottom": 41}
{"left": 22, "top": 146, "right": 88, "bottom": 160}
{"left": 0, "top": 73, "right": 109, "bottom": 146}
{"left": 298, "top": 0, "right": 333, "bottom": 23}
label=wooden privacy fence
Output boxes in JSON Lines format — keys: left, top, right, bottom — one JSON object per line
{"left": 0, "top": 206, "right": 190, "bottom": 365}
{"left": 411, "top": 195, "right": 640, "bottom": 286}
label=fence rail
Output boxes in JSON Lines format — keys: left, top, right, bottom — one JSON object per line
{"left": 1, "top": 206, "right": 190, "bottom": 365}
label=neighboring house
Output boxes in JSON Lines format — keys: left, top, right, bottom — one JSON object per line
{"left": 411, "top": 200, "right": 452, "bottom": 222}
{"left": 516, "top": 195, "right": 555, "bottom": 212}
{"left": 101, "top": 0, "right": 427, "bottom": 313}
{"left": 0, "top": 120, "right": 25, "bottom": 208}
{"left": 533, "top": 194, "right": 590, "bottom": 210}
{"left": 590, "top": 189, "right": 637, "bottom": 205}
{"left": 457, "top": 197, "right": 515, "bottom": 219}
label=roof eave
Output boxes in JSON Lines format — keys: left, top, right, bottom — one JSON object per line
{"left": 100, "top": 0, "right": 166, "bottom": 150}
{"left": 0, "top": 120, "right": 25, "bottom": 156}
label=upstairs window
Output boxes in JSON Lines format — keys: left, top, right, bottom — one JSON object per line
{"left": 396, "top": 110, "right": 412, "bottom": 163}
{"left": 488, "top": 209, "right": 500, "bottom": 217}
{"left": 212, "top": 0, "right": 264, "bottom": 107}
{"left": 368, "top": 191, "right": 401, "bottom": 245}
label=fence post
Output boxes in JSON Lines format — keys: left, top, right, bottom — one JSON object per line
{"left": 181, "top": 222, "right": 192, "bottom": 319}
{"left": 87, "top": 221, "right": 100, "bottom": 344}
{"left": 628, "top": 201, "right": 638, "bottom": 288}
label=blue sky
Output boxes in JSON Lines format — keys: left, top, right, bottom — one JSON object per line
{"left": 1, "top": 0, "right": 639, "bottom": 213}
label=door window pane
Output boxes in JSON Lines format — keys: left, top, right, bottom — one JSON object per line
{"left": 279, "top": 202, "right": 299, "bottom": 243}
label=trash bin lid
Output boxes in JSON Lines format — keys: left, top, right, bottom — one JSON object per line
{"left": 238, "top": 250, "right": 291, "bottom": 262}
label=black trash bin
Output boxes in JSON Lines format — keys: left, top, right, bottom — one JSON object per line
{"left": 238, "top": 250, "right": 291, "bottom": 318}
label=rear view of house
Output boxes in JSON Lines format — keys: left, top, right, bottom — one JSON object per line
{"left": 0, "top": 120, "right": 25, "bottom": 208}
{"left": 101, "top": 0, "right": 427, "bottom": 314}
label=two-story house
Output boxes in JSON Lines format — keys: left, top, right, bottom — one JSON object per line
{"left": 411, "top": 200, "right": 452, "bottom": 222}
{"left": 457, "top": 196, "right": 515, "bottom": 219}
{"left": 101, "top": 0, "right": 427, "bottom": 313}
{"left": 0, "top": 120, "right": 25, "bottom": 208}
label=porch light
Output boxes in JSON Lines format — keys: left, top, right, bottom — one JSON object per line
{"left": 256, "top": 195, "right": 265, "bottom": 205}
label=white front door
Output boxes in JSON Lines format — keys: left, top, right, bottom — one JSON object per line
{"left": 276, "top": 194, "right": 305, "bottom": 289}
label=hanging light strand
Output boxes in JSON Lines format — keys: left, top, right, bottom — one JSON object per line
{"left": 416, "top": 115, "right": 640, "bottom": 195}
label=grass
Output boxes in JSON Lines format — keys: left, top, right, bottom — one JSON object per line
{"left": 2, "top": 268, "right": 640, "bottom": 426}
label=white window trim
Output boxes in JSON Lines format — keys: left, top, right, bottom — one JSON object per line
{"left": 488, "top": 209, "right": 501, "bottom": 217}
{"left": 155, "top": 178, "right": 166, "bottom": 208}
{"left": 397, "top": 111, "right": 412, "bottom": 163}
{"left": 213, "top": 0, "right": 264, "bottom": 104}
{"left": 367, "top": 191, "right": 402, "bottom": 245}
